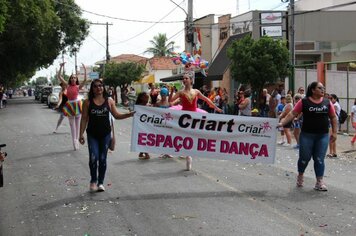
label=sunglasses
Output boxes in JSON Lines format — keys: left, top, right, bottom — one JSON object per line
{"left": 317, "top": 86, "right": 325, "bottom": 91}
{"left": 93, "top": 84, "right": 103, "bottom": 88}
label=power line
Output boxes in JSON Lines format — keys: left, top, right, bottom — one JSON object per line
{"left": 110, "top": 0, "right": 186, "bottom": 45}
{"left": 52, "top": 0, "right": 184, "bottom": 24}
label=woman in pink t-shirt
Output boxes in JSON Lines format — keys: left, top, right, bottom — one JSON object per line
{"left": 58, "top": 62, "right": 87, "bottom": 150}
{"left": 278, "top": 81, "right": 337, "bottom": 191}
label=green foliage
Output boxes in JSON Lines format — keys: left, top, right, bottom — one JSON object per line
{"left": 0, "top": 0, "right": 89, "bottom": 85}
{"left": 34, "top": 77, "right": 49, "bottom": 85}
{"left": 104, "top": 62, "right": 145, "bottom": 89}
{"left": 0, "top": 0, "right": 8, "bottom": 33}
{"left": 227, "top": 35, "right": 290, "bottom": 94}
{"left": 145, "top": 33, "right": 177, "bottom": 57}
{"left": 104, "top": 62, "right": 145, "bottom": 105}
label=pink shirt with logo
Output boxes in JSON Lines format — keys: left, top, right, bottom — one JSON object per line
{"left": 293, "top": 97, "right": 335, "bottom": 116}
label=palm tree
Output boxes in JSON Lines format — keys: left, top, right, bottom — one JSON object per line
{"left": 145, "top": 33, "right": 176, "bottom": 57}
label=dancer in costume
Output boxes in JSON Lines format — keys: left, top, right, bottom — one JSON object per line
{"left": 169, "top": 70, "right": 222, "bottom": 170}
{"left": 53, "top": 82, "right": 68, "bottom": 133}
{"left": 57, "top": 62, "right": 87, "bottom": 150}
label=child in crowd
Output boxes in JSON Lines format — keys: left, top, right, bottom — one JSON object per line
{"left": 277, "top": 96, "right": 286, "bottom": 144}
{"left": 155, "top": 87, "right": 173, "bottom": 158}
{"left": 135, "top": 92, "right": 151, "bottom": 160}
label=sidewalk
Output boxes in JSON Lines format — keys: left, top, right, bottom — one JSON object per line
{"left": 276, "top": 131, "right": 356, "bottom": 159}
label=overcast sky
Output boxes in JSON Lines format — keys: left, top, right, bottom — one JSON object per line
{"left": 33, "top": 0, "right": 288, "bottom": 79}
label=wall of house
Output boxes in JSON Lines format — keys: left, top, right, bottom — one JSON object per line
{"left": 295, "top": 67, "right": 356, "bottom": 109}
{"left": 295, "top": 0, "right": 356, "bottom": 11}
{"left": 194, "top": 14, "right": 214, "bottom": 62}
{"left": 295, "top": 11, "right": 356, "bottom": 41}
{"left": 153, "top": 70, "right": 174, "bottom": 83}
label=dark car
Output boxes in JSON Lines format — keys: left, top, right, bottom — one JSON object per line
{"left": 40, "top": 86, "right": 52, "bottom": 103}
{"left": 34, "top": 85, "right": 44, "bottom": 100}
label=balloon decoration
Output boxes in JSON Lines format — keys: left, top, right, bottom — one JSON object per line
{"left": 349, "top": 62, "right": 356, "bottom": 68}
{"left": 171, "top": 52, "right": 209, "bottom": 70}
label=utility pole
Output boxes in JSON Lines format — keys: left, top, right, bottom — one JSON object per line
{"left": 187, "top": 0, "right": 193, "bottom": 54}
{"left": 106, "top": 22, "right": 110, "bottom": 63}
{"left": 90, "top": 22, "right": 113, "bottom": 76}
{"left": 73, "top": 48, "right": 78, "bottom": 75}
{"left": 62, "top": 52, "right": 65, "bottom": 78}
{"left": 289, "top": 0, "right": 295, "bottom": 93}
{"left": 282, "top": 0, "right": 295, "bottom": 92}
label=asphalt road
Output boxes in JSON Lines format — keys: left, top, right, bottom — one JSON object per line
{"left": 0, "top": 96, "right": 355, "bottom": 236}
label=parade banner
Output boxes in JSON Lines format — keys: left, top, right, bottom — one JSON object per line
{"left": 131, "top": 106, "right": 277, "bottom": 164}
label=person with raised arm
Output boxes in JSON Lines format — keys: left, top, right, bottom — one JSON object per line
{"left": 57, "top": 62, "right": 87, "bottom": 150}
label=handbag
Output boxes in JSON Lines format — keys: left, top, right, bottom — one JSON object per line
{"left": 109, "top": 118, "right": 115, "bottom": 151}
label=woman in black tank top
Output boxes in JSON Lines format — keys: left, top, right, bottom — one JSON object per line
{"left": 79, "top": 79, "right": 135, "bottom": 192}
{"left": 278, "top": 81, "right": 338, "bottom": 192}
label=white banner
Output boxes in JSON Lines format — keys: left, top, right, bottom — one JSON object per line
{"left": 131, "top": 106, "right": 278, "bottom": 164}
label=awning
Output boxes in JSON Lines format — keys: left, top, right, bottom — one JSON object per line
{"left": 206, "top": 32, "right": 250, "bottom": 81}
{"left": 137, "top": 74, "right": 155, "bottom": 84}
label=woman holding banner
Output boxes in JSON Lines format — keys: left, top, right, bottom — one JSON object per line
{"left": 169, "top": 70, "right": 222, "bottom": 170}
{"left": 278, "top": 81, "right": 337, "bottom": 191}
{"left": 79, "top": 79, "right": 135, "bottom": 192}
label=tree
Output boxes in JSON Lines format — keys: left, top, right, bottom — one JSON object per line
{"left": 0, "top": 0, "right": 89, "bottom": 85}
{"left": 145, "top": 33, "right": 177, "bottom": 57}
{"left": 104, "top": 62, "right": 145, "bottom": 105}
{"left": 227, "top": 35, "right": 290, "bottom": 107}
{"left": 34, "top": 77, "right": 49, "bottom": 86}
{"left": 0, "top": 0, "right": 8, "bottom": 33}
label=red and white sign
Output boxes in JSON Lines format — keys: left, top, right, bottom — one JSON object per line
{"left": 131, "top": 106, "right": 277, "bottom": 164}
{"left": 261, "top": 12, "right": 282, "bottom": 24}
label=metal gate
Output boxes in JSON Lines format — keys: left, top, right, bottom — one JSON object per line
{"left": 293, "top": 60, "right": 356, "bottom": 134}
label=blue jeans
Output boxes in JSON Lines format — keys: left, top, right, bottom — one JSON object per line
{"left": 87, "top": 133, "right": 111, "bottom": 185}
{"left": 298, "top": 132, "right": 329, "bottom": 177}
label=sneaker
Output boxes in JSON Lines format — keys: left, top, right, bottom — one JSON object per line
{"left": 186, "top": 156, "right": 192, "bottom": 171}
{"left": 282, "top": 143, "right": 291, "bottom": 147}
{"left": 97, "top": 184, "right": 105, "bottom": 192}
{"left": 293, "top": 144, "right": 300, "bottom": 149}
{"left": 89, "top": 183, "right": 97, "bottom": 192}
{"left": 277, "top": 141, "right": 285, "bottom": 145}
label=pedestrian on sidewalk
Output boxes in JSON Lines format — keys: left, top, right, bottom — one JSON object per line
{"left": 278, "top": 94, "right": 293, "bottom": 147}
{"left": 328, "top": 94, "right": 341, "bottom": 158}
{"left": 278, "top": 81, "right": 338, "bottom": 191}
{"left": 351, "top": 98, "right": 356, "bottom": 146}
{"left": 79, "top": 79, "right": 135, "bottom": 192}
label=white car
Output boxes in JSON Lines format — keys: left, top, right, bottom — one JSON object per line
{"left": 47, "top": 86, "right": 62, "bottom": 108}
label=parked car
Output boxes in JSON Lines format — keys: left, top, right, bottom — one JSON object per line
{"left": 78, "top": 90, "right": 88, "bottom": 101}
{"left": 40, "top": 86, "right": 52, "bottom": 103}
{"left": 47, "top": 86, "right": 62, "bottom": 108}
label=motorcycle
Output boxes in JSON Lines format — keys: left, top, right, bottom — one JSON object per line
{"left": 0, "top": 144, "right": 7, "bottom": 188}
